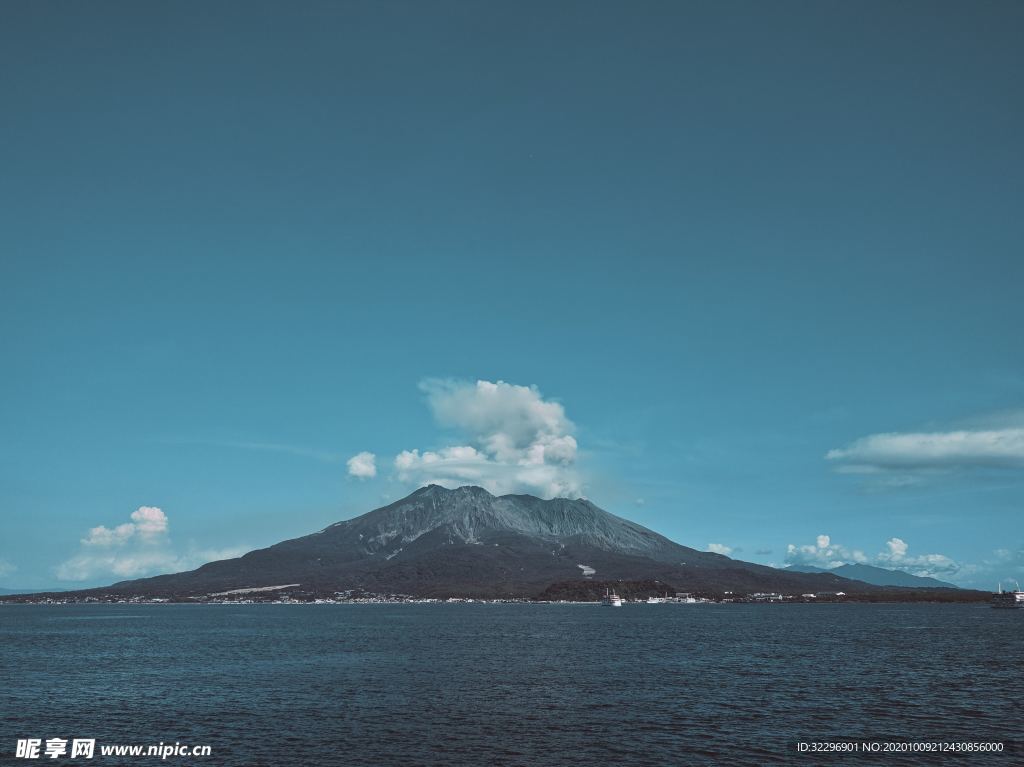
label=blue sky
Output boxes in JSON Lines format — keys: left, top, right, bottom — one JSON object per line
{"left": 1, "top": 1, "right": 1021, "bottom": 590}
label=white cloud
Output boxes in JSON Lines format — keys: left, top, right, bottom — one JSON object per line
{"left": 394, "top": 379, "right": 582, "bottom": 498}
{"left": 346, "top": 451, "right": 377, "bottom": 479}
{"left": 926, "top": 545, "right": 1024, "bottom": 591}
{"left": 130, "top": 506, "right": 169, "bottom": 536}
{"left": 56, "top": 506, "right": 248, "bottom": 583}
{"left": 56, "top": 546, "right": 249, "bottom": 582}
{"left": 874, "top": 536, "right": 959, "bottom": 577}
{"left": 0, "top": 558, "right": 16, "bottom": 578}
{"left": 81, "top": 524, "right": 136, "bottom": 547}
{"left": 884, "top": 537, "right": 908, "bottom": 558}
{"left": 785, "top": 533, "right": 958, "bottom": 578}
{"left": 707, "top": 543, "right": 733, "bottom": 556}
{"left": 785, "top": 535, "right": 869, "bottom": 569}
{"left": 827, "top": 427, "right": 1024, "bottom": 472}
{"left": 81, "top": 506, "right": 168, "bottom": 547}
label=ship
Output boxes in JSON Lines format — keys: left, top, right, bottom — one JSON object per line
{"left": 992, "top": 581, "right": 1024, "bottom": 609}
{"left": 601, "top": 588, "right": 623, "bottom": 607}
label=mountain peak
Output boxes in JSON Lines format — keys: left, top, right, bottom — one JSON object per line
{"left": 411, "top": 484, "right": 589, "bottom": 504}
{"left": 413, "top": 484, "right": 494, "bottom": 498}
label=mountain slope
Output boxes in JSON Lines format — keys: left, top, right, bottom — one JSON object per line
{"left": 19, "top": 486, "right": 965, "bottom": 599}
{"left": 786, "top": 563, "right": 958, "bottom": 589}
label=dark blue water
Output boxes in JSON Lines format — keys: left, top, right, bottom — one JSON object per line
{"left": 1, "top": 603, "right": 1020, "bottom": 766}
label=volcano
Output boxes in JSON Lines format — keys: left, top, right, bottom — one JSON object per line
{"left": 47, "top": 484, "right": 937, "bottom": 599}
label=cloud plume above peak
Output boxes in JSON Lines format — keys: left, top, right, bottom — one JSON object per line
{"left": 393, "top": 379, "right": 581, "bottom": 498}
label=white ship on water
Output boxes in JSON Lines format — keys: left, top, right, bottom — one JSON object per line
{"left": 992, "top": 581, "right": 1024, "bottom": 609}
{"left": 600, "top": 588, "right": 623, "bottom": 607}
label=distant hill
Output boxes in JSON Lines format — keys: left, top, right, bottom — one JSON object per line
{"left": 786, "top": 563, "right": 958, "bottom": 589}
{"left": 4, "top": 486, "right": 974, "bottom": 600}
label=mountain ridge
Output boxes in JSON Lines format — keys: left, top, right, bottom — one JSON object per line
{"left": 5, "top": 486, "right": 978, "bottom": 600}
{"left": 786, "top": 563, "right": 959, "bottom": 589}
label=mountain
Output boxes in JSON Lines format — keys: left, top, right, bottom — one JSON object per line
{"left": 11, "top": 486, "right": 971, "bottom": 600}
{"left": 786, "top": 563, "right": 958, "bottom": 589}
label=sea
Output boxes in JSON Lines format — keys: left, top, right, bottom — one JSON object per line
{"left": 1, "top": 603, "right": 1020, "bottom": 766}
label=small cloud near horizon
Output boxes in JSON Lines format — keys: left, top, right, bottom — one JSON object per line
{"left": 989, "top": 546, "right": 1024, "bottom": 587}
{"left": 56, "top": 506, "right": 248, "bottom": 582}
{"left": 785, "top": 533, "right": 959, "bottom": 580}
